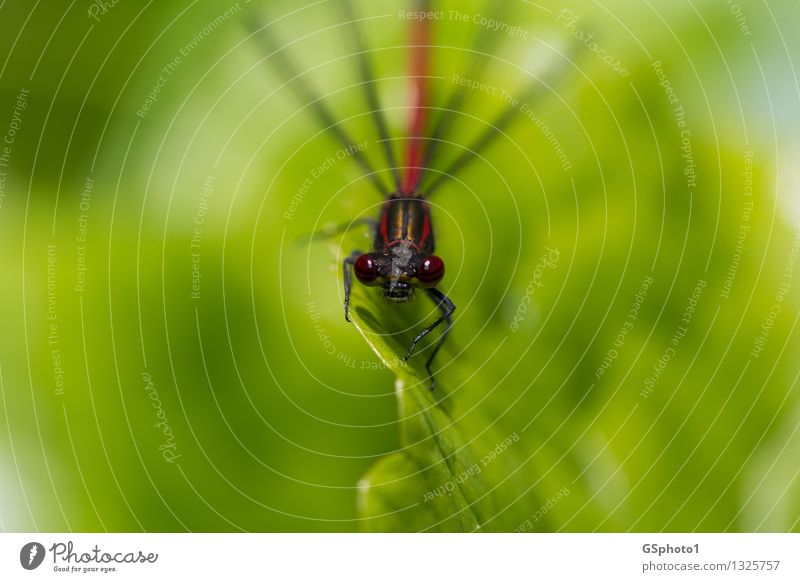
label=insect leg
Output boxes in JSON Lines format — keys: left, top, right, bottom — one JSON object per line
{"left": 343, "top": 249, "right": 364, "bottom": 322}
{"left": 404, "top": 287, "right": 456, "bottom": 389}
{"left": 295, "top": 217, "right": 376, "bottom": 246}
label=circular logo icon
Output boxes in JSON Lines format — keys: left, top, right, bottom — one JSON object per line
{"left": 19, "top": 542, "right": 46, "bottom": 570}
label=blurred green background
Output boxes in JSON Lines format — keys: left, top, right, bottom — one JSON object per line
{"left": 1, "top": 0, "right": 799, "bottom": 532}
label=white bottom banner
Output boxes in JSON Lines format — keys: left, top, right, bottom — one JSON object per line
{"left": 0, "top": 533, "right": 797, "bottom": 581}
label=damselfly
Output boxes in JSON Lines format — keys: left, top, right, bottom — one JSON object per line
{"left": 248, "top": 1, "right": 573, "bottom": 388}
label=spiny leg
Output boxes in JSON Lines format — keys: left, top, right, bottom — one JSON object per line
{"left": 404, "top": 287, "right": 456, "bottom": 389}
{"left": 343, "top": 249, "right": 364, "bottom": 322}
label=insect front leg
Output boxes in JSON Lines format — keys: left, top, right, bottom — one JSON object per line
{"left": 343, "top": 249, "right": 364, "bottom": 322}
{"left": 423, "top": 288, "right": 455, "bottom": 390}
{"left": 404, "top": 287, "right": 456, "bottom": 390}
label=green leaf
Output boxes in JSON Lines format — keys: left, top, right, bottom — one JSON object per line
{"left": 349, "top": 283, "right": 535, "bottom": 532}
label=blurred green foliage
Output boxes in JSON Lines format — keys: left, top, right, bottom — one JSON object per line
{"left": 0, "top": 0, "right": 799, "bottom": 532}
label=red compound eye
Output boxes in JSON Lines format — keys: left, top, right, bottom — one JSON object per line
{"left": 354, "top": 254, "right": 380, "bottom": 285}
{"left": 417, "top": 255, "right": 445, "bottom": 286}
